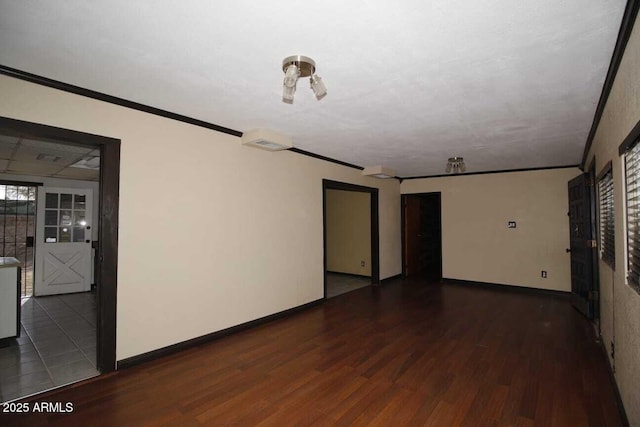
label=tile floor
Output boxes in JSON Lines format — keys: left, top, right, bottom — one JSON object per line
{"left": 0, "top": 292, "right": 99, "bottom": 403}
{"left": 326, "top": 272, "right": 371, "bottom": 298}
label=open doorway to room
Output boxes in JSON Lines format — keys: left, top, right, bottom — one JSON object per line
{"left": 0, "top": 117, "right": 119, "bottom": 403}
{"left": 323, "top": 180, "right": 379, "bottom": 298}
{"left": 402, "top": 193, "right": 442, "bottom": 280}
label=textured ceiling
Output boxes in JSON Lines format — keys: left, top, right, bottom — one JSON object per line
{"left": 0, "top": 0, "right": 626, "bottom": 177}
{"left": 0, "top": 132, "right": 100, "bottom": 181}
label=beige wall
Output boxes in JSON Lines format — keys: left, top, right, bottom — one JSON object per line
{"left": 584, "top": 16, "right": 640, "bottom": 427}
{"left": 325, "top": 189, "right": 371, "bottom": 276}
{"left": 402, "top": 168, "right": 580, "bottom": 291}
{"left": 0, "top": 75, "right": 402, "bottom": 360}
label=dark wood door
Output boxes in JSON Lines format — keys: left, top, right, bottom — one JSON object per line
{"left": 405, "top": 197, "right": 421, "bottom": 276}
{"left": 421, "top": 195, "right": 442, "bottom": 278}
{"left": 568, "top": 173, "right": 595, "bottom": 318}
{"left": 404, "top": 194, "right": 442, "bottom": 278}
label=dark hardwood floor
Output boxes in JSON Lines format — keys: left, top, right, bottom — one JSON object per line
{"left": 3, "top": 278, "right": 623, "bottom": 426}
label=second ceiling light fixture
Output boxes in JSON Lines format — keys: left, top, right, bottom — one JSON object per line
{"left": 282, "top": 55, "right": 327, "bottom": 103}
{"left": 446, "top": 157, "right": 466, "bottom": 173}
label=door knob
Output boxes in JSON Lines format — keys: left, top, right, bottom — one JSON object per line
{"left": 566, "top": 248, "right": 571, "bottom": 253}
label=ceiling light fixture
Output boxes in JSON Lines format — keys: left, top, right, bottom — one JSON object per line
{"left": 282, "top": 55, "right": 327, "bottom": 103}
{"left": 446, "top": 157, "right": 466, "bottom": 174}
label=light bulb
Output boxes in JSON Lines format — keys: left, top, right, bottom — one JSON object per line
{"left": 310, "top": 74, "right": 327, "bottom": 100}
{"left": 282, "top": 84, "right": 295, "bottom": 103}
{"left": 283, "top": 64, "right": 299, "bottom": 88}
{"left": 282, "top": 64, "right": 299, "bottom": 103}
{"left": 446, "top": 163, "right": 452, "bottom": 173}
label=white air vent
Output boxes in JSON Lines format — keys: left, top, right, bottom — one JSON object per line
{"left": 241, "top": 129, "right": 292, "bottom": 151}
{"left": 362, "top": 165, "right": 395, "bottom": 179}
{"left": 36, "top": 153, "right": 62, "bottom": 162}
{"left": 69, "top": 156, "right": 100, "bottom": 170}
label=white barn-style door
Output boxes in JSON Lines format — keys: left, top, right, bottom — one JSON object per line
{"left": 34, "top": 187, "right": 93, "bottom": 296}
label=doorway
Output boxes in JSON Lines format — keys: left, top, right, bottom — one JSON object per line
{"left": 323, "top": 180, "right": 379, "bottom": 298}
{"left": 0, "top": 117, "right": 119, "bottom": 403}
{"left": 402, "top": 193, "right": 442, "bottom": 279}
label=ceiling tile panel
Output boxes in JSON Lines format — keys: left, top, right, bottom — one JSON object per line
{"left": 12, "top": 145, "right": 83, "bottom": 167}
{"left": 53, "top": 168, "right": 99, "bottom": 181}
{"left": 0, "top": 136, "right": 18, "bottom": 159}
{"left": 20, "top": 138, "right": 93, "bottom": 154}
{"left": 7, "top": 160, "right": 65, "bottom": 175}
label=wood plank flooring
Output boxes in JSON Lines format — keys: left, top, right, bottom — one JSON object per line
{"left": 2, "top": 278, "right": 623, "bottom": 426}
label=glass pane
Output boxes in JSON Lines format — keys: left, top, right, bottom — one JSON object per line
{"left": 60, "top": 210, "right": 72, "bottom": 226}
{"left": 74, "top": 194, "right": 86, "bottom": 210}
{"left": 45, "top": 227, "right": 57, "bottom": 243}
{"left": 59, "top": 227, "right": 71, "bottom": 243}
{"left": 45, "top": 193, "right": 58, "bottom": 209}
{"left": 73, "top": 211, "right": 86, "bottom": 227}
{"left": 60, "top": 194, "right": 73, "bottom": 209}
{"left": 5, "top": 186, "right": 17, "bottom": 200}
{"left": 72, "top": 227, "right": 85, "bottom": 242}
{"left": 45, "top": 210, "right": 58, "bottom": 226}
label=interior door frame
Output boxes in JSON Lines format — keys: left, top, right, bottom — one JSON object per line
{"left": 322, "top": 179, "right": 379, "bottom": 298}
{"left": 0, "top": 116, "right": 120, "bottom": 373}
{"left": 587, "top": 158, "right": 601, "bottom": 327}
{"left": 401, "top": 192, "right": 443, "bottom": 278}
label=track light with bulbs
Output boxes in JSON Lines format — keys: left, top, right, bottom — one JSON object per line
{"left": 282, "top": 55, "right": 327, "bottom": 103}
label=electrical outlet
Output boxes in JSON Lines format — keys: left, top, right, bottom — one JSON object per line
{"left": 541, "top": 270, "right": 547, "bottom": 278}
{"left": 361, "top": 261, "right": 365, "bottom": 267}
